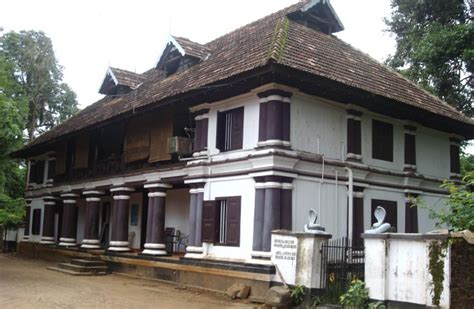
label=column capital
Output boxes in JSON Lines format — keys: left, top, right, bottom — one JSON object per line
{"left": 257, "top": 88, "right": 293, "bottom": 100}
{"left": 110, "top": 186, "right": 135, "bottom": 198}
{"left": 83, "top": 190, "right": 105, "bottom": 196}
{"left": 60, "top": 192, "right": 79, "bottom": 204}
{"left": 144, "top": 182, "right": 172, "bottom": 190}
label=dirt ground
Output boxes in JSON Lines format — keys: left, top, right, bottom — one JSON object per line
{"left": 0, "top": 254, "right": 257, "bottom": 308}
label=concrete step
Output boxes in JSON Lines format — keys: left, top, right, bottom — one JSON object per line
{"left": 58, "top": 263, "right": 108, "bottom": 273}
{"left": 70, "top": 259, "right": 106, "bottom": 267}
{"left": 47, "top": 266, "right": 108, "bottom": 276}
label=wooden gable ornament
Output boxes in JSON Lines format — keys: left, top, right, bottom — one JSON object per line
{"left": 156, "top": 36, "right": 210, "bottom": 76}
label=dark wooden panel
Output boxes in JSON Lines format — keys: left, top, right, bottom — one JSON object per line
{"left": 450, "top": 144, "right": 460, "bottom": 174}
{"left": 202, "top": 200, "right": 218, "bottom": 243}
{"left": 405, "top": 201, "right": 418, "bottom": 233}
{"left": 230, "top": 107, "right": 244, "bottom": 151}
{"left": 352, "top": 197, "right": 364, "bottom": 247}
{"left": 226, "top": 196, "right": 241, "bottom": 246}
{"left": 31, "top": 209, "right": 41, "bottom": 235}
{"left": 404, "top": 133, "right": 416, "bottom": 165}
{"left": 372, "top": 120, "right": 393, "bottom": 162}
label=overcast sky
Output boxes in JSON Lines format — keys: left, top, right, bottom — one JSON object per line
{"left": 0, "top": 0, "right": 395, "bottom": 107}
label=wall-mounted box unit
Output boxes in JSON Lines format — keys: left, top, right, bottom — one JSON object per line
{"left": 167, "top": 136, "right": 192, "bottom": 156}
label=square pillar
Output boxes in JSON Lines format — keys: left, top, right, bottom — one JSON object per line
{"left": 185, "top": 183, "right": 205, "bottom": 258}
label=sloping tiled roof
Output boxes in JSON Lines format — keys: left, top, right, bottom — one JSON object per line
{"left": 109, "top": 67, "right": 147, "bottom": 89}
{"left": 17, "top": 0, "right": 473, "bottom": 154}
{"left": 172, "top": 36, "right": 211, "bottom": 60}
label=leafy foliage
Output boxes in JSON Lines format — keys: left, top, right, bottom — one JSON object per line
{"left": 385, "top": 0, "right": 473, "bottom": 116}
{"left": 339, "top": 279, "right": 369, "bottom": 307}
{"left": 290, "top": 284, "right": 306, "bottom": 305}
{"left": 0, "top": 30, "right": 79, "bottom": 140}
{"left": 461, "top": 152, "right": 474, "bottom": 176}
{"left": 428, "top": 241, "right": 448, "bottom": 306}
{"left": 0, "top": 194, "right": 26, "bottom": 229}
{"left": 429, "top": 173, "right": 474, "bottom": 231}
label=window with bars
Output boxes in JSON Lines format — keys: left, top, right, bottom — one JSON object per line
{"left": 216, "top": 107, "right": 244, "bottom": 152}
{"left": 202, "top": 196, "right": 241, "bottom": 246}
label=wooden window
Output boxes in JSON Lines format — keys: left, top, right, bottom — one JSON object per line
{"left": 201, "top": 196, "right": 241, "bottom": 246}
{"left": 216, "top": 107, "right": 244, "bottom": 152}
{"left": 450, "top": 144, "right": 460, "bottom": 174}
{"left": 31, "top": 209, "right": 41, "bottom": 235}
{"left": 372, "top": 120, "right": 393, "bottom": 162}
{"left": 371, "top": 199, "right": 397, "bottom": 232}
{"left": 404, "top": 133, "right": 416, "bottom": 166}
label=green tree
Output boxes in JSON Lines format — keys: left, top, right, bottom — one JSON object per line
{"left": 0, "top": 54, "right": 27, "bottom": 228}
{"left": 461, "top": 152, "right": 474, "bottom": 175}
{"left": 385, "top": 0, "right": 473, "bottom": 116}
{"left": 0, "top": 30, "right": 79, "bottom": 140}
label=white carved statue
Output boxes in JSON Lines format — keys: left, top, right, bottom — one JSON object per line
{"left": 365, "top": 206, "right": 391, "bottom": 234}
{"left": 304, "top": 209, "right": 326, "bottom": 233}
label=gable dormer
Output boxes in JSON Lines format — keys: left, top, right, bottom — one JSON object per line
{"left": 156, "top": 36, "right": 210, "bottom": 76}
{"left": 99, "top": 67, "right": 146, "bottom": 96}
{"left": 287, "top": 0, "right": 344, "bottom": 34}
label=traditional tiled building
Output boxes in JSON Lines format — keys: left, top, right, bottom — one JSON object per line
{"left": 13, "top": 0, "right": 473, "bottom": 272}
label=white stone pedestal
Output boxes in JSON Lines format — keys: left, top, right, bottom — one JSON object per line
{"left": 271, "top": 230, "right": 331, "bottom": 289}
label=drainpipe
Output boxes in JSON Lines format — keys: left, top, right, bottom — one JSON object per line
{"left": 344, "top": 167, "right": 353, "bottom": 241}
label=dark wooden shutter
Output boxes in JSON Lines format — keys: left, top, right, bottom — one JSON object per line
{"left": 202, "top": 200, "right": 218, "bottom": 243}
{"left": 371, "top": 199, "right": 397, "bottom": 232}
{"left": 450, "top": 145, "right": 460, "bottom": 174}
{"left": 372, "top": 120, "right": 393, "bottom": 161}
{"left": 47, "top": 160, "right": 56, "bottom": 179}
{"left": 352, "top": 197, "right": 364, "bottom": 247}
{"left": 31, "top": 209, "right": 41, "bottom": 235}
{"left": 347, "top": 119, "right": 362, "bottom": 155}
{"left": 35, "top": 160, "right": 45, "bottom": 184}
{"left": 230, "top": 107, "right": 244, "bottom": 150}
{"left": 216, "top": 112, "right": 226, "bottom": 151}
{"left": 405, "top": 200, "right": 418, "bottom": 233}
{"left": 226, "top": 196, "right": 241, "bottom": 246}
{"left": 404, "top": 133, "right": 416, "bottom": 166}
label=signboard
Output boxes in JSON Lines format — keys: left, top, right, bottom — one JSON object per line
{"left": 271, "top": 234, "right": 298, "bottom": 285}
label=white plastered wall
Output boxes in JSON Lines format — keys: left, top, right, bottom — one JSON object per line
{"left": 293, "top": 178, "right": 348, "bottom": 239}
{"left": 416, "top": 127, "right": 451, "bottom": 178}
{"left": 165, "top": 188, "right": 190, "bottom": 237}
{"left": 205, "top": 176, "right": 255, "bottom": 261}
{"left": 291, "top": 94, "right": 346, "bottom": 160}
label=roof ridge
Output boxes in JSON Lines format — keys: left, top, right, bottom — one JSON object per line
{"left": 268, "top": 17, "right": 290, "bottom": 63}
